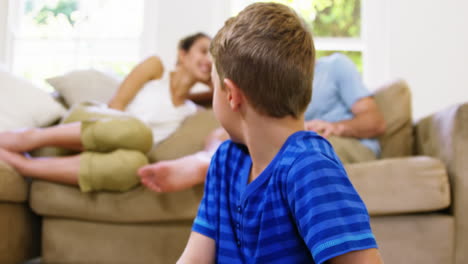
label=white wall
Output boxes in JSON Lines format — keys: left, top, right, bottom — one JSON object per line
{"left": 141, "top": 0, "right": 229, "bottom": 68}
{"left": 140, "top": 0, "right": 230, "bottom": 92}
{"left": 0, "top": 0, "right": 8, "bottom": 65}
{"left": 386, "top": 0, "right": 468, "bottom": 119}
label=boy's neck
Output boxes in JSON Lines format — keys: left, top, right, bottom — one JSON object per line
{"left": 242, "top": 114, "right": 305, "bottom": 183}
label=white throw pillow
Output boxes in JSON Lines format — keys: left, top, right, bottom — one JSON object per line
{"left": 46, "top": 69, "right": 120, "bottom": 107}
{"left": 0, "top": 69, "right": 67, "bottom": 132}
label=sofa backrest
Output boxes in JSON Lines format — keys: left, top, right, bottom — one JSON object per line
{"left": 374, "top": 79, "right": 413, "bottom": 158}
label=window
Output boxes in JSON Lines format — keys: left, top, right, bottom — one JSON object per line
{"left": 231, "top": 0, "right": 363, "bottom": 72}
{"left": 9, "top": 0, "right": 144, "bottom": 90}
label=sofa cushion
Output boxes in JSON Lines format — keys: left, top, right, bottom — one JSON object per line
{"left": 0, "top": 161, "right": 28, "bottom": 202}
{"left": 346, "top": 156, "right": 450, "bottom": 216}
{"left": 374, "top": 79, "right": 413, "bottom": 158}
{"left": 41, "top": 218, "right": 191, "bottom": 264}
{"left": 47, "top": 69, "right": 120, "bottom": 108}
{"left": 371, "top": 214, "right": 454, "bottom": 264}
{"left": 0, "top": 69, "right": 67, "bottom": 132}
{"left": 31, "top": 156, "right": 449, "bottom": 221}
{"left": 30, "top": 181, "right": 204, "bottom": 223}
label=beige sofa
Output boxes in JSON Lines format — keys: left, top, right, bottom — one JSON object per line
{"left": 1, "top": 79, "right": 467, "bottom": 263}
{"left": 0, "top": 163, "right": 40, "bottom": 264}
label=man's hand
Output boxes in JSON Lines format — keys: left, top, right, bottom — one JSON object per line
{"left": 305, "top": 120, "right": 344, "bottom": 138}
{"left": 304, "top": 97, "right": 386, "bottom": 139}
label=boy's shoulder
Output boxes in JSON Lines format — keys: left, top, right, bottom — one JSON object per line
{"left": 212, "top": 131, "right": 345, "bottom": 176}
{"left": 215, "top": 130, "right": 332, "bottom": 154}
{"left": 210, "top": 139, "right": 249, "bottom": 167}
{"left": 215, "top": 139, "right": 248, "bottom": 156}
{"left": 282, "top": 131, "right": 341, "bottom": 162}
{"left": 280, "top": 131, "right": 347, "bottom": 181}
{"left": 215, "top": 131, "right": 340, "bottom": 163}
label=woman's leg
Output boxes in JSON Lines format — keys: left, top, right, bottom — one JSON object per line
{"left": 0, "top": 122, "right": 84, "bottom": 186}
{"left": 138, "top": 127, "right": 229, "bottom": 192}
{"left": 0, "top": 116, "right": 152, "bottom": 190}
{"left": 0, "top": 148, "right": 80, "bottom": 186}
{"left": 0, "top": 122, "right": 83, "bottom": 153}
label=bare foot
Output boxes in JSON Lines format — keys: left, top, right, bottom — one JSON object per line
{"left": 0, "top": 129, "right": 38, "bottom": 152}
{"left": 137, "top": 152, "right": 210, "bottom": 192}
{"left": 0, "top": 148, "right": 27, "bottom": 173}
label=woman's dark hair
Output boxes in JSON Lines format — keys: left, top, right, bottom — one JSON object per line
{"left": 178, "top": 32, "right": 210, "bottom": 52}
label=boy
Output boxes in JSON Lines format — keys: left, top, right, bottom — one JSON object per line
{"left": 177, "top": 2, "right": 383, "bottom": 264}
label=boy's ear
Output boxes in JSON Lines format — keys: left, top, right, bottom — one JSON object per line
{"left": 223, "top": 78, "right": 244, "bottom": 111}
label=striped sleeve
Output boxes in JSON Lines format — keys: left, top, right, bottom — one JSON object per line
{"left": 286, "top": 153, "right": 378, "bottom": 264}
{"left": 192, "top": 149, "right": 221, "bottom": 240}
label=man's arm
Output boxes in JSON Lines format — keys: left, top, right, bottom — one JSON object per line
{"left": 327, "top": 248, "right": 384, "bottom": 264}
{"left": 177, "top": 232, "right": 216, "bottom": 264}
{"left": 305, "top": 96, "right": 386, "bottom": 139}
{"left": 108, "top": 56, "right": 164, "bottom": 110}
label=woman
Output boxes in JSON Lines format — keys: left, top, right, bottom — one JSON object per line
{"left": 0, "top": 32, "right": 213, "bottom": 192}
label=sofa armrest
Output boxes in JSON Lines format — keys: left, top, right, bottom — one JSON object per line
{"left": 415, "top": 102, "right": 468, "bottom": 264}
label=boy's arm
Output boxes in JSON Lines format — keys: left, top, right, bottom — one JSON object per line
{"left": 177, "top": 232, "right": 216, "bottom": 264}
{"left": 327, "top": 248, "right": 384, "bottom": 264}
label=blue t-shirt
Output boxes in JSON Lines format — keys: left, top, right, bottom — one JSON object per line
{"left": 193, "top": 131, "right": 378, "bottom": 264}
{"left": 304, "top": 53, "right": 380, "bottom": 156}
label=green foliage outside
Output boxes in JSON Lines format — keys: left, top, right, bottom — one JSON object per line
{"left": 265, "top": 0, "right": 361, "bottom": 37}
{"left": 263, "top": 0, "right": 363, "bottom": 72}
{"left": 25, "top": 0, "right": 78, "bottom": 26}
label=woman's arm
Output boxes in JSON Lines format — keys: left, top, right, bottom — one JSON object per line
{"left": 108, "top": 56, "right": 164, "bottom": 110}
